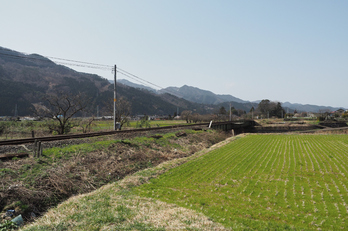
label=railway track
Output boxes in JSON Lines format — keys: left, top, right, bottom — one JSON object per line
{"left": 0, "top": 123, "right": 210, "bottom": 146}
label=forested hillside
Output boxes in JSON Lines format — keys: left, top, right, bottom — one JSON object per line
{"left": 0, "top": 47, "right": 213, "bottom": 116}
{"left": 159, "top": 85, "right": 246, "bottom": 105}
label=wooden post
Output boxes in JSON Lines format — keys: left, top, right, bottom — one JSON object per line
{"left": 39, "top": 142, "right": 43, "bottom": 157}
{"left": 31, "top": 130, "right": 35, "bottom": 138}
{"left": 34, "top": 139, "right": 37, "bottom": 157}
{"left": 38, "top": 141, "right": 41, "bottom": 158}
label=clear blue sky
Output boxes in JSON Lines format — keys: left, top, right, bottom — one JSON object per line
{"left": 1, "top": 1, "right": 347, "bottom": 108}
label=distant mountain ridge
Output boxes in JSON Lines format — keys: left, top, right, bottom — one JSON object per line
{"left": 118, "top": 79, "right": 157, "bottom": 93}
{"left": 159, "top": 85, "right": 246, "bottom": 105}
{"left": 0, "top": 46, "right": 214, "bottom": 116}
{"left": 120, "top": 80, "right": 345, "bottom": 112}
{"left": 0, "top": 46, "right": 344, "bottom": 116}
{"left": 281, "top": 102, "right": 342, "bottom": 113}
{"left": 118, "top": 80, "right": 247, "bottom": 105}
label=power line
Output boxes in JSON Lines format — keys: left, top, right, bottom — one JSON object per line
{"left": 0, "top": 47, "right": 112, "bottom": 68}
{"left": 0, "top": 50, "right": 113, "bottom": 71}
{"left": 0, "top": 48, "right": 182, "bottom": 98}
{"left": 116, "top": 70, "right": 153, "bottom": 88}
{"left": 46, "top": 56, "right": 112, "bottom": 68}
{"left": 117, "top": 68, "right": 163, "bottom": 90}
{"left": 116, "top": 69, "right": 183, "bottom": 98}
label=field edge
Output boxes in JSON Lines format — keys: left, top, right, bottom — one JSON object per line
{"left": 21, "top": 134, "right": 245, "bottom": 230}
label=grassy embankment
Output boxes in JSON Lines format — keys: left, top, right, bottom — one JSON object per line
{"left": 21, "top": 134, "right": 348, "bottom": 230}
{"left": 1, "top": 128, "right": 228, "bottom": 230}
{"left": 20, "top": 133, "right": 236, "bottom": 231}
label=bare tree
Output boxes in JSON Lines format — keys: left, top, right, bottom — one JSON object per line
{"left": 105, "top": 97, "right": 131, "bottom": 130}
{"left": 181, "top": 110, "right": 192, "bottom": 123}
{"left": 78, "top": 117, "right": 95, "bottom": 133}
{"left": 36, "top": 92, "right": 89, "bottom": 134}
{"left": 191, "top": 113, "right": 201, "bottom": 123}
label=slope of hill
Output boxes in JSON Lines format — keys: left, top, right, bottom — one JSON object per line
{"left": 1, "top": 46, "right": 344, "bottom": 116}
{"left": 0, "top": 47, "right": 110, "bottom": 92}
{"left": 0, "top": 47, "right": 214, "bottom": 116}
{"left": 118, "top": 79, "right": 157, "bottom": 93}
{"left": 0, "top": 47, "right": 111, "bottom": 116}
{"left": 110, "top": 84, "right": 211, "bottom": 115}
{"left": 159, "top": 85, "right": 246, "bottom": 105}
{"left": 118, "top": 80, "right": 247, "bottom": 105}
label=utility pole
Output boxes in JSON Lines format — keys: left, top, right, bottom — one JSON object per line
{"left": 113, "top": 65, "right": 117, "bottom": 130}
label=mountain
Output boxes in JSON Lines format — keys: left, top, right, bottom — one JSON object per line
{"left": 0, "top": 46, "right": 213, "bottom": 116}
{"left": 111, "top": 83, "right": 211, "bottom": 115}
{"left": 0, "top": 47, "right": 110, "bottom": 92}
{"left": 118, "top": 80, "right": 247, "bottom": 105}
{"left": 117, "top": 79, "right": 157, "bottom": 93}
{"left": 281, "top": 102, "right": 342, "bottom": 113}
{"left": 159, "top": 85, "right": 246, "bottom": 105}
{"left": 0, "top": 46, "right": 344, "bottom": 116}
{"left": 112, "top": 78, "right": 345, "bottom": 113}
{"left": 0, "top": 47, "right": 111, "bottom": 116}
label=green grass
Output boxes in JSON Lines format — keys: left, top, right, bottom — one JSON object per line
{"left": 21, "top": 138, "right": 230, "bottom": 231}
{"left": 43, "top": 139, "right": 120, "bottom": 157}
{"left": 41, "top": 131, "right": 183, "bottom": 159}
{"left": 2, "top": 129, "right": 221, "bottom": 218}
{"left": 0, "top": 120, "right": 191, "bottom": 139}
{"left": 91, "top": 119, "right": 190, "bottom": 130}
{"left": 143, "top": 120, "right": 193, "bottom": 127}
{"left": 20, "top": 134, "right": 348, "bottom": 230}
{"left": 134, "top": 134, "right": 348, "bottom": 230}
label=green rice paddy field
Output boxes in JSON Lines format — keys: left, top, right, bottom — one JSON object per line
{"left": 135, "top": 134, "right": 348, "bottom": 230}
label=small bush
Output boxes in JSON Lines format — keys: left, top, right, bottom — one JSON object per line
{"left": 0, "top": 122, "right": 8, "bottom": 135}
{"left": 0, "top": 220, "right": 17, "bottom": 231}
{"left": 21, "top": 121, "right": 35, "bottom": 128}
{"left": 43, "top": 120, "right": 74, "bottom": 134}
{"left": 135, "top": 117, "right": 151, "bottom": 128}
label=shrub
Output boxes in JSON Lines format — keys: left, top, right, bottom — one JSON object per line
{"left": 0, "top": 220, "right": 17, "bottom": 231}
{"left": 43, "top": 120, "right": 74, "bottom": 134}
{"left": 135, "top": 117, "right": 151, "bottom": 128}
{"left": 0, "top": 122, "right": 7, "bottom": 135}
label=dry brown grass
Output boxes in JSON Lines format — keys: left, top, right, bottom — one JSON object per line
{"left": 1, "top": 130, "right": 230, "bottom": 225}
{"left": 21, "top": 134, "right": 242, "bottom": 230}
{"left": 22, "top": 185, "right": 229, "bottom": 230}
